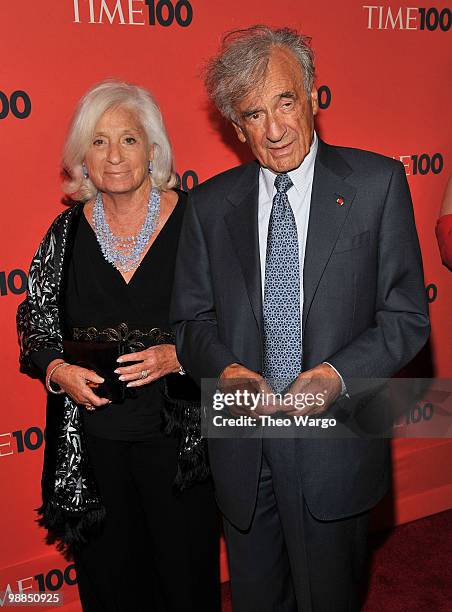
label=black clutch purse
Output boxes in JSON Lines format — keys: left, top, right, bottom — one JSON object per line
{"left": 63, "top": 339, "right": 130, "bottom": 403}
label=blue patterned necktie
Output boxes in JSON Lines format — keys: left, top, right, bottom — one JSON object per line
{"left": 263, "top": 173, "right": 302, "bottom": 391}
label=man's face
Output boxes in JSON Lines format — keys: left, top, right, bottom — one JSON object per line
{"left": 232, "top": 47, "right": 318, "bottom": 173}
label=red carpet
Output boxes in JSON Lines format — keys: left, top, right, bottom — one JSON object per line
{"left": 221, "top": 509, "right": 452, "bottom": 611}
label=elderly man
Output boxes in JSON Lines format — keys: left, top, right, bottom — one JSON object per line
{"left": 171, "top": 25, "right": 429, "bottom": 611}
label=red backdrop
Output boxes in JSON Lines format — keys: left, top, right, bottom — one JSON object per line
{"left": 1, "top": 1, "right": 451, "bottom": 608}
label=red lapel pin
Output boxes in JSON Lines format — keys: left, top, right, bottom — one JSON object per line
{"left": 336, "top": 196, "right": 344, "bottom": 206}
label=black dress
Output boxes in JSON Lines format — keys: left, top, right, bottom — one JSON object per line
{"left": 37, "top": 190, "right": 220, "bottom": 612}
{"left": 64, "top": 192, "right": 184, "bottom": 440}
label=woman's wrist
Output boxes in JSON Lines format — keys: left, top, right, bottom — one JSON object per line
{"left": 177, "top": 363, "right": 186, "bottom": 375}
{"left": 172, "top": 359, "right": 185, "bottom": 375}
{"left": 46, "top": 360, "right": 69, "bottom": 394}
{"left": 169, "top": 344, "right": 184, "bottom": 375}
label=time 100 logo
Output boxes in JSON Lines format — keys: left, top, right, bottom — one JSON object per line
{"left": 145, "top": 0, "right": 192, "bottom": 26}
{"left": 72, "top": 0, "right": 193, "bottom": 27}
{"left": 0, "top": 91, "right": 31, "bottom": 120}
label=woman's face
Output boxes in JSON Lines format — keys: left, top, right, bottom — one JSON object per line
{"left": 84, "top": 105, "right": 153, "bottom": 196}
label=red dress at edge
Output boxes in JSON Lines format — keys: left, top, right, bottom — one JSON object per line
{"left": 435, "top": 214, "right": 452, "bottom": 270}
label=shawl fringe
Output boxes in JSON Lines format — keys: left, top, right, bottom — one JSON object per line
{"left": 162, "top": 390, "right": 210, "bottom": 493}
{"left": 36, "top": 500, "right": 106, "bottom": 557}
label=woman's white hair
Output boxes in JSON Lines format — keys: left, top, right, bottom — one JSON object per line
{"left": 62, "top": 79, "right": 177, "bottom": 201}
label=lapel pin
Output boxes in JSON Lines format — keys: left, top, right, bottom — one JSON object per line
{"left": 336, "top": 196, "right": 344, "bottom": 206}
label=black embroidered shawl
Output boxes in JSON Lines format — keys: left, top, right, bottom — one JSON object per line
{"left": 17, "top": 205, "right": 107, "bottom": 552}
{"left": 17, "top": 204, "right": 208, "bottom": 554}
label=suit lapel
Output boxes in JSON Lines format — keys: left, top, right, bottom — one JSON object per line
{"left": 302, "top": 140, "right": 357, "bottom": 330}
{"left": 221, "top": 143, "right": 357, "bottom": 337}
{"left": 224, "top": 162, "right": 263, "bottom": 333}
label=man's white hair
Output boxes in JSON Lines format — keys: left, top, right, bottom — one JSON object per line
{"left": 205, "top": 25, "right": 316, "bottom": 123}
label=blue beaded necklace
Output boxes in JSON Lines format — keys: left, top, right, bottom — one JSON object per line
{"left": 93, "top": 187, "right": 161, "bottom": 273}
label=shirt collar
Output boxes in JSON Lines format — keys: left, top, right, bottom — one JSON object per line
{"left": 260, "top": 131, "right": 318, "bottom": 200}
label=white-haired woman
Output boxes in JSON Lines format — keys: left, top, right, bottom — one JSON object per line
{"left": 17, "top": 80, "right": 220, "bottom": 611}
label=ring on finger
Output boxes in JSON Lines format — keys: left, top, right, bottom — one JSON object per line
{"left": 85, "top": 404, "right": 95, "bottom": 411}
{"left": 140, "top": 369, "right": 150, "bottom": 380}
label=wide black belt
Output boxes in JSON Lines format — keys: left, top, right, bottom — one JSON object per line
{"left": 71, "top": 322, "right": 175, "bottom": 350}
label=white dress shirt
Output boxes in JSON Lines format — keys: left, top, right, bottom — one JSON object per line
{"left": 258, "top": 131, "right": 346, "bottom": 391}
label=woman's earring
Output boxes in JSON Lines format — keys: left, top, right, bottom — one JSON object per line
{"left": 148, "top": 160, "right": 153, "bottom": 174}
{"left": 82, "top": 163, "right": 89, "bottom": 179}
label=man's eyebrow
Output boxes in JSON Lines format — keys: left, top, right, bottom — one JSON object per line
{"left": 241, "top": 91, "right": 298, "bottom": 117}
{"left": 241, "top": 107, "right": 263, "bottom": 119}
{"left": 277, "top": 91, "right": 297, "bottom": 100}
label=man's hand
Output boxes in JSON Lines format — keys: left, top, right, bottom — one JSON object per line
{"left": 218, "top": 363, "right": 281, "bottom": 416}
{"left": 284, "top": 363, "right": 342, "bottom": 416}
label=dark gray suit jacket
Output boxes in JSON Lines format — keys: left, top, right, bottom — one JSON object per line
{"left": 170, "top": 139, "right": 430, "bottom": 528}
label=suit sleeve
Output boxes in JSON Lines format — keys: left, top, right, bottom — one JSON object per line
{"left": 170, "top": 191, "right": 239, "bottom": 386}
{"left": 327, "top": 162, "right": 430, "bottom": 391}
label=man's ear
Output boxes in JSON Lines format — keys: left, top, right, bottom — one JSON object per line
{"left": 232, "top": 121, "right": 247, "bottom": 143}
{"left": 310, "top": 87, "right": 319, "bottom": 116}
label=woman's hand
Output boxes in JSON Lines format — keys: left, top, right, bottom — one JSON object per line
{"left": 47, "top": 359, "right": 110, "bottom": 409}
{"left": 114, "top": 344, "right": 180, "bottom": 388}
